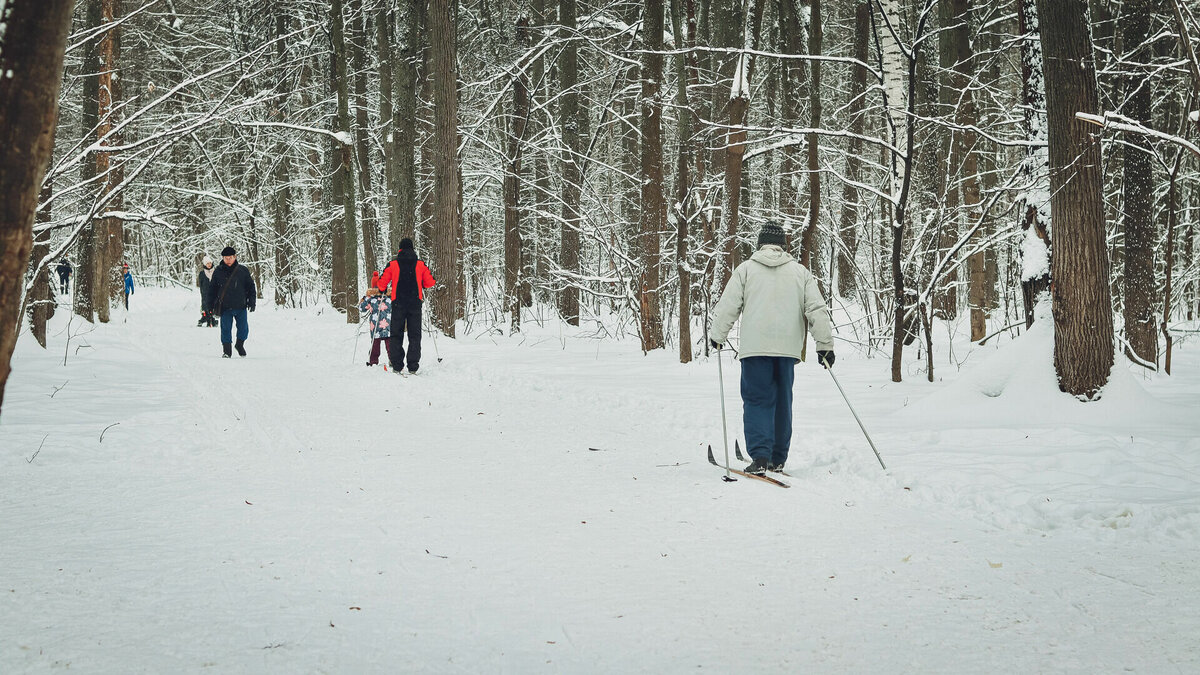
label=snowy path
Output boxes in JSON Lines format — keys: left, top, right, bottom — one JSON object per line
{"left": 3, "top": 289, "right": 1200, "bottom": 673}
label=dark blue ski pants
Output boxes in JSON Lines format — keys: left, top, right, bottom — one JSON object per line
{"left": 740, "top": 356, "right": 796, "bottom": 466}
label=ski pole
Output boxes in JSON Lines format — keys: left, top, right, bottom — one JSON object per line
{"left": 824, "top": 365, "right": 886, "bottom": 471}
{"left": 716, "top": 348, "right": 735, "bottom": 482}
{"left": 429, "top": 322, "right": 442, "bottom": 362}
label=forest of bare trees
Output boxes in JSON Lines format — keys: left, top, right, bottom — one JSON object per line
{"left": 5, "top": 0, "right": 1200, "bottom": 410}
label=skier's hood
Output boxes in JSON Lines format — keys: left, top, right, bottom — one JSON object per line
{"left": 749, "top": 245, "right": 794, "bottom": 268}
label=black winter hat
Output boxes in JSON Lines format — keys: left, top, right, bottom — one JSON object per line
{"left": 399, "top": 237, "right": 414, "bottom": 251}
{"left": 757, "top": 221, "right": 787, "bottom": 248}
{"left": 220, "top": 246, "right": 236, "bottom": 257}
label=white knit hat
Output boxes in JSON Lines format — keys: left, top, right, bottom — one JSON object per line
{"left": 202, "top": 255, "right": 213, "bottom": 265}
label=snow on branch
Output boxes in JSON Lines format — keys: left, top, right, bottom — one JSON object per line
{"left": 1076, "top": 111, "right": 1200, "bottom": 159}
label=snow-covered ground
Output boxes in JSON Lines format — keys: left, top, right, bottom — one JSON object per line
{"left": 2, "top": 287, "right": 1199, "bottom": 673}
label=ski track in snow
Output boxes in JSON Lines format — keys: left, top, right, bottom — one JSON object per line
{"left": 2, "top": 288, "right": 1199, "bottom": 673}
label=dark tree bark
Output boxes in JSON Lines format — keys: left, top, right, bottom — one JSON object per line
{"left": 396, "top": 0, "right": 426, "bottom": 244}
{"left": 638, "top": 0, "right": 667, "bottom": 351}
{"left": 1037, "top": 0, "right": 1114, "bottom": 398}
{"left": 558, "top": 0, "right": 582, "bottom": 325}
{"left": 429, "top": 0, "right": 460, "bottom": 336}
{"left": 29, "top": 174, "right": 56, "bottom": 348}
{"left": 350, "top": 0, "right": 381, "bottom": 275}
{"left": 0, "top": 0, "right": 74, "bottom": 414}
{"left": 1120, "top": 0, "right": 1158, "bottom": 366}
{"left": 332, "top": 0, "right": 361, "bottom": 322}
{"left": 837, "top": 0, "right": 870, "bottom": 297}
{"left": 671, "top": 0, "right": 696, "bottom": 363}
{"left": 273, "top": 12, "right": 295, "bottom": 307}
{"left": 74, "top": 0, "right": 104, "bottom": 323}
{"left": 504, "top": 17, "right": 531, "bottom": 332}
{"left": 378, "top": 3, "right": 400, "bottom": 250}
{"left": 94, "top": 0, "right": 125, "bottom": 324}
{"left": 801, "top": 0, "right": 823, "bottom": 271}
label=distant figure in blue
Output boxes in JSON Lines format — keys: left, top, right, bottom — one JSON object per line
{"left": 205, "top": 246, "right": 257, "bottom": 358}
{"left": 122, "top": 263, "right": 134, "bottom": 310}
{"left": 56, "top": 258, "right": 72, "bottom": 294}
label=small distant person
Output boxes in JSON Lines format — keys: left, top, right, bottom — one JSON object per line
{"left": 375, "top": 238, "right": 436, "bottom": 374}
{"left": 56, "top": 258, "right": 72, "bottom": 294}
{"left": 205, "top": 246, "right": 256, "bottom": 358}
{"left": 710, "top": 221, "right": 835, "bottom": 476}
{"left": 122, "top": 264, "right": 134, "bottom": 310}
{"left": 197, "top": 255, "right": 217, "bottom": 327}
{"left": 358, "top": 272, "right": 392, "bottom": 367}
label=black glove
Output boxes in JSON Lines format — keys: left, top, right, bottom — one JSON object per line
{"left": 817, "top": 350, "right": 835, "bottom": 368}
{"left": 710, "top": 339, "right": 722, "bottom": 350}
{"left": 249, "top": 306, "right": 255, "bottom": 313}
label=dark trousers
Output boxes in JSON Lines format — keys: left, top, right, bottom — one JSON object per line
{"left": 220, "top": 308, "right": 249, "bottom": 344}
{"left": 369, "top": 337, "right": 386, "bottom": 365}
{"left": 387, "top": 303, "right": 423, "bottom": 371}
{"left": 59, "top": 277, "right": 69, "bottom": 294}
{"left": 740, "top": 356, "right": 796, "bottom": 466}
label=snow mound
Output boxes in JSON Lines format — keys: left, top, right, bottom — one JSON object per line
{"left": 904, "top": 301, "right": 1181, "bottom": 431}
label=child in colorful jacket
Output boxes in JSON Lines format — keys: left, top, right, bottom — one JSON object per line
{"left": 358, "top": 272, "right": 392, "bottom": 366}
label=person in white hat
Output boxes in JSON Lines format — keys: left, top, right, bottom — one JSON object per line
{"left": 197, "top": 255, "right": 217, "bottom": 327}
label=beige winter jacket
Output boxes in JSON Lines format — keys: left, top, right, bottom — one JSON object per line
{"left": 711, "top": 245, "right": 834, "bottom": 361}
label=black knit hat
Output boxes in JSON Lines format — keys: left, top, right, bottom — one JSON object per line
{"left": 399, "top": 237, "right": 414, "bottom": 251}
{"left": 220, "top": 246, "right": 236, "bottom": 257}
{"left": 757, "top": 221, "right": 786, "bottom": 248}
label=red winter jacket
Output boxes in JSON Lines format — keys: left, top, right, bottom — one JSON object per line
{"left": 376, "top": 250, "right": 436, "bottom": 302}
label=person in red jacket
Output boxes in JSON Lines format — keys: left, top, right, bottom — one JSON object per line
{"left": 375, "top": 238, "right": 436, "bottom": 374}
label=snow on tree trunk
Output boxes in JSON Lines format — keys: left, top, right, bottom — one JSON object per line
{"left": 1016, "top": 0, "right": 1051, "bottom": 328}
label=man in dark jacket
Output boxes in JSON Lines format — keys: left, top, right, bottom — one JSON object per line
{"left": 56, "top": 258, "right": 72, "bottom": 294}
{"left": 205, "top": 246, "right": 257, "bottom": 358}
{"left": 375, "top": 238, "right": 436, "bottom": 374}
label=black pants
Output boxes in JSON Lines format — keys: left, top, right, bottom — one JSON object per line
{"left": 387, "top": 302, "right": 423, "bottom": 371}
{"left": 59, "top": 276, "right": 69, "bottom": 294}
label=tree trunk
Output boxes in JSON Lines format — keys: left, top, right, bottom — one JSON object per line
{"left": 671, "top": 0, "right": 695, "bottom": 364}
{"left": 638, "top": 0, "right": 667, "bottom": 351}
{"left": 378, "top": 3, "right": 400, "bottom": 251}
{"left": 273, "top": 12, "right": 295, "bottom": 307}
{"left": 933, "top": 0, "right": 960, "bottom": 321}
{"left": 1120, "top": 0, "right": 1158, "bottom": 366}
{"left": 837, "top": 0, "right": 870, "bottom": 297}
{"left": 947, "top": 0, "right": 986, "bottom": 342}
{"left": 332, "top": 0, "right": 361, "bottom": 322}
{"left": 429, "top": 0, "right": 460, "bottom": 336}
{"left": 777, "top": 0, "right": 804, "bottom": 254}
{"left": 1037, "top": 0, "right": 1114, "bottom": 398}
{"left": 0, "top": 0, "right": 74, "bottom": 414}
{"left": 95, "top": 0, "right": 125, "bottom": 324}
{"left": 558, "top": 0, "right": 582, "bottom": 325}
{"left": 396, "top": 0, "right": 425, "bottom": 243}
{"left": 504, "top": 17, "right": 531, "bottom": 333}
{"left": 351, "top": 0, "right": 381, "bottom": 275}
{"left": 74, "top": 0, "right": 104, "bottom": 323}
{"left": 29, "top": 176, "right": 56, "bottom": 348}
{"left": 1016, "top": 0, "right": 1051, "bottom": 328}
{"left": 720, "top": 0, "right": 763, "bottom": 288}
{"left": 801, "top": 0, "right": 823, "bottom": 271}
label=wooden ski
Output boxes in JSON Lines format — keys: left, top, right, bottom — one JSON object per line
{"left": 707, "top": 445, "right": 790, "bottom": 488}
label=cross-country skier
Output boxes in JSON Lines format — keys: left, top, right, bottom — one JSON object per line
{"left": 709, "top": 221, "right": 835, "bottom": 475}
{"left": 375, "top": 238, "right": 436, "bottom": 375}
